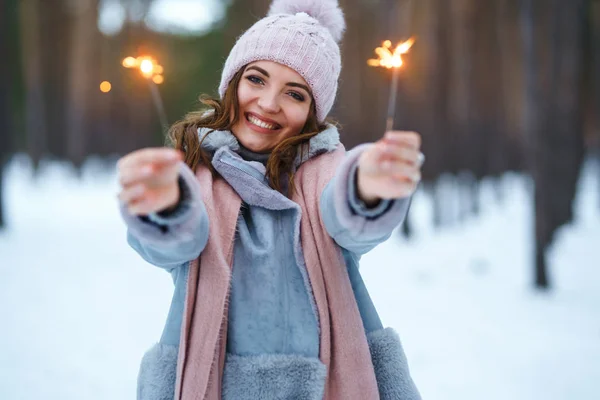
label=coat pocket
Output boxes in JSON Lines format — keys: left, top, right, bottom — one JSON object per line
{"left": 367, "top": 327, "right": 422, "bottom": 400}
{"left": 222, "top": 352, "right": 326, "bottom": 400}
{"left": 137, "top": 343, "right": 178, "bottom": 400}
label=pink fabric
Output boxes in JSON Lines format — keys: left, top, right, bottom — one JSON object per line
{"left": 175, "top": 145, "right": 380, "bottom": 400}
{"left": 174, "top": 176, "right": 240, "bottom": 400}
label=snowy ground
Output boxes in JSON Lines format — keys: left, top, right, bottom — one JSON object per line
{"left": 0, "top": 155, "right": 599, "bottom": 400}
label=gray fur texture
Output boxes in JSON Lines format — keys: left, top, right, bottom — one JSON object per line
{"left": 137, "top": 343, "right": 178, "bottom": 400}
{"left": 367, "top": 328, "right": 422, "bottom": 400}
{"left": 198, "top": 128, "right": 240, "bottom": 153}
{"left": 222, "top": 353, "right": 327, "bottom": 400}
{"left": 198, "top": 124, "right": 340, "bottom": 169}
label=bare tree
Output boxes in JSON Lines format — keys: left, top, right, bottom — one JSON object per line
{"left": 35, "top": 0, "right": 70, "bottom": 159}
{"left": 592, "top": 0, "right": 600, "bottom": 211}
{"left": 521, "top": 0, "right": 587, "bottom": 289}
{"left": 19, "top": 0, "right": 47, "bottom": 169}
{"left": 65, "top": 0, "right": 101, "bottom": 167}
{"left": 0, "top": 0, "right": 15, "bottom": 228}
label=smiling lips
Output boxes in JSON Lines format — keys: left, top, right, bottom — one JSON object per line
{"left": 246, "top": 112, "right": 281, "bottom": 131}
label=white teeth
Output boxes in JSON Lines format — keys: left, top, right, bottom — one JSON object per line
{"left": 248, "top": 114, "right": 277, "bottom": 130}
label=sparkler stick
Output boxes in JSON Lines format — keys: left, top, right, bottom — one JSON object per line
{"left": 122, "top": 55, "right": 168, "bottom": 130}
{"left": 368, "top": 37, "right": 415, "bottom": 131}
{"left": 148, "top": 80, "right": 168, "bottom": 130}
{"left": 387, "top": 68, "right": 400, "bottom": 132}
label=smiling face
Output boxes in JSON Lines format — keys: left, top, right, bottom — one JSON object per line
{"left": 230, "top": 60, "right": 313, "bottom": 154}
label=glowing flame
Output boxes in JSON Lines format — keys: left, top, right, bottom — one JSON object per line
{"left": 140, "top": 59, "right": 154, "bottom": 76}
{"left": 122, "top": 55, "right": 164, "bottom": 84}
{"left": 368, "top": 37, "right": 416, "bottom": 69}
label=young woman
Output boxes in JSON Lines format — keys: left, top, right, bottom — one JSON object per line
{"left": 117, "top": 1, "right": 423, "bottom": 399}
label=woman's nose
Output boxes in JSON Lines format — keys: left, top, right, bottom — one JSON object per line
{"left": 257, "top": 91, "right": 280, "bottom": 114}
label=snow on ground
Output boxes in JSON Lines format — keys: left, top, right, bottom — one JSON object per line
{"left": 0, "top": 154, "right": 599, "bottom": 400}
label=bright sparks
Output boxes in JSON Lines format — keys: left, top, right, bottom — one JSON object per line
{"left": 100, "top": 81, "right": 112, "bottom": 93}
{"left": 368, "top": 37, "right": 416, "bottom": 69}
{"left": 122, "top": 55, "right": 165, "bottom": 84}
{"left": 140, "top": 60, "right": 154, "bottom": 76}
{"left": 122, "top": 57, "right": 137, "bottom": 68}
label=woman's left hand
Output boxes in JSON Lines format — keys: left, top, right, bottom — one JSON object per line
{"left": 357, "top": 131, "right": 424, "bottom": 206}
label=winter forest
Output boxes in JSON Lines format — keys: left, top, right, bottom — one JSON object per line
{"left": 1, "top": 0, "right": 599, "bottom": 399}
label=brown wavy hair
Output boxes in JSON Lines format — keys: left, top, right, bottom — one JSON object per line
{"left": 167, "top": 66, "right": 334, "bottom": 195}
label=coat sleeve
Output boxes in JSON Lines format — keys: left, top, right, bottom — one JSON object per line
{"left": 119, "top": 161, "right": 210, "bottom": 270}
{"left": 319, "top": 144, "right": 411, "bottom": 255}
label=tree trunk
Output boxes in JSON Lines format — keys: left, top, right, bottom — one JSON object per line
{"left": 19, "top": 0, "right": 47, "bottom": 169}
{"left": 591, "top": 1, "right": 600, "bottom": 211}
{"left": 525, "top": 0, "right": 587, "bottom": 290}
{"left": 65, "top": 0, "right": 100, "bottom": 167}
{"left": 477, "top": 0, "right": 508, "bottom": 178}
{"left": 0, "top": 0, "right": 14, "bottom": 228}
{"left": 497, "top": 0, "right": 527, "bottom": 172}
{"left": 36, "top": 0, "right": 70, "bottom": 159}
{"left": 520, "top": 0, "right": 544, "bottom": 287}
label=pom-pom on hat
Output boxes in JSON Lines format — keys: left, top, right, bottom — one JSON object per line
{"left": 218, "top": 0, "right": 346, "bottom": 122}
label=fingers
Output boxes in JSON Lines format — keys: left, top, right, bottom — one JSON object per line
{"left": 368, "top": 142, "right": 422, "bottom": 172}
{"left": 357, "top": 131, "right": 424, "bottom": 200}
{"left": 120, "top": 184, "right": 179, "bottom": 215}
{"left": 362, "top": 141, "right": 422, "bottom": 176}
{"left": 384, "top": 130, "right": 421, "bottom": 150}
{"left": 149, "top": 162, "right": 180, "bottom": 187}
{"left": 117, "top": 148, "right": 183, "bottom": 216}
{"left": 118, "top": 164, "right": 154, "bottom": 187}
{"left": 117, "top": 183, "right": 146, "bottom": 204}
{"left": 379, "top": 160, "right": 422, "bottom": 183}
{"left": 127, "top": 193, "right": 159, "bottom": 216}
{"left": 119, "top": 161, "right": 179, "bottom": 188}
{"left": 380, "top": 144, "right": 422, "bottom": 167}
{"left": 381, "top": 131, "right": 423, "bottom": 166}
{"left": 117, "top": 148, "right": 182, "bottom": 171}
{"left": 117, "top": 148, "right": 181, "bottom": 188}
{"left": 366, "top": 172, "right": 419, "bottom": 200}
{"left": 381, "top": 180, "right": 419, "bottom": 200}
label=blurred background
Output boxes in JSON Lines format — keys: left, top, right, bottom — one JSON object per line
{"left": 0, "top": 0, "right": 599, "bottom": 399}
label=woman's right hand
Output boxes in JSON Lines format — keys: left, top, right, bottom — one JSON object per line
{"left": 117, "top": 148, "right": 184, "bottom": 215}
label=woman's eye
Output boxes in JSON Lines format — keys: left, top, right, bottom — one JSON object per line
{"left": 247, "top": 75, "right": 264, "bottom": 85}
{"left": 288, "top": 91, "right": 305, "bottom": 102}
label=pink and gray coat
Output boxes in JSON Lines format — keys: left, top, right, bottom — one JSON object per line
{"left": 120, "top": 126, "right": 421, "bottom": 399}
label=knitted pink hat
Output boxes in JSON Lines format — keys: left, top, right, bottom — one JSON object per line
{"left": 218, "top": 0, "right": 346, "bottom": 122}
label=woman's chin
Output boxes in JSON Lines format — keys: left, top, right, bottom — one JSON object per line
{"left": 238, "top": 138, "right": 274, "bottom": 154}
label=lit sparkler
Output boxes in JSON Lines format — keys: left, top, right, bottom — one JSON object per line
{"left": 368, "top": 37, "right": 415, "bottom": 131}
{"left": 122, "top": 55, "right": 168, "bottom": 130}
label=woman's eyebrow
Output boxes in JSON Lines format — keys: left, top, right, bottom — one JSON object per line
{"left": 246, "top": 66, "right": 270, "bottom": 77}
{"left": 286, "top": 82, "right": 311, "bottom": 96}
{"left": 246, "top": 65, "right": 311, "bottom": 96}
